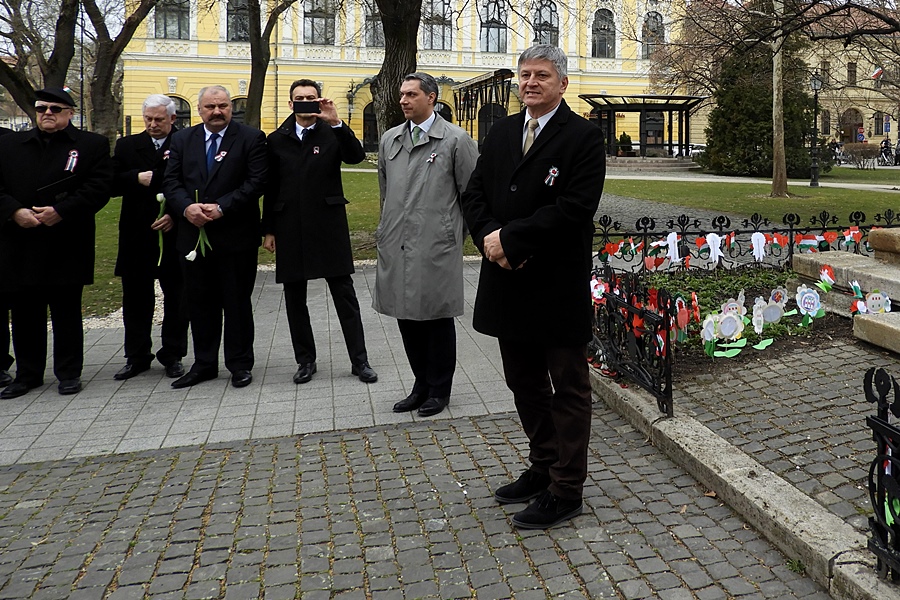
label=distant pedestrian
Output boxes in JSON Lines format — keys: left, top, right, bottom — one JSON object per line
{"left": 461, "top": 45, "right": 606, "bottom": 529}
{"left": 0, "top": 88, "right": 114, "bottom": 399}
{"left": 111, "top": 94, "right": 189, "bottom": 382}
{"left": 374, "top": 72, "right": 479, "bottom": 417}
{"left": 263, "top": 79, "right": 377, "bottom": 386}
{"left": 162, "top": 85, "right": 267, "bottom": 389}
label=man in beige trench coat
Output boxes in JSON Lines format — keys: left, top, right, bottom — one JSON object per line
{"left": 373, "top": 72, "right": 478, "bottom": 417}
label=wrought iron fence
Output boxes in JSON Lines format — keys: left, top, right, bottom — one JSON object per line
{"left": 865, "top": 366, "right": 900, "bottom": 581}
{"left": 593, "top": 209, "right": 900, "bottom": 273}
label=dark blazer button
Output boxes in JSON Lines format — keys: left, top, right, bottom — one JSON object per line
{"left": 510, "top": 184, "right": 517, "bottom": 192}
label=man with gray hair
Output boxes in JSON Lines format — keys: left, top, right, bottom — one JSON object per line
{"left": 374, "top": 72, "right": 478, "bottom": 417}
{"left": 462, "top": 45, "right": 606, "bottom": 528}
{"left": 111, "top": 93, "right": 189, "bottom": 381}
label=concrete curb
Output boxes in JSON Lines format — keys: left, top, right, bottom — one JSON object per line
{"left": 589, "top": 370, "right": 900, "bottom": 600}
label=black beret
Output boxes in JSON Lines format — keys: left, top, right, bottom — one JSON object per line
{"left": 35, "top": 88, "right": 76, "bottom": 107}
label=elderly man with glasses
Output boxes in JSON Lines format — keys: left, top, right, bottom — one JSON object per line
{"left": 0, "top": 87, "right": 113, "bottom": 399}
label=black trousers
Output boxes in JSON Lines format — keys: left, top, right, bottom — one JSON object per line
{"left": 397, "top": 317, "right": 456, "bottom": 399}
{"left": 498, "top": 340, "right": 592, "bottom": 500}
{"left": 182, "top": 249, "right": 257, "bottom": 374}
{"left": 120, "top": 270, "right": 189, "bottom": 367}
{"left": 283, "top": 275, "right": 368, "bottom": 366}
{"left": 10, "top": 285, "right": 84, "bottom": 385}
{"left": 1, "top": 294, "right": 12, "bottom": 372}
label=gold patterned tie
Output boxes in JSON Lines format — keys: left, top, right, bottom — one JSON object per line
{"left": 523, "top": 118, "right": 539, "bottom": 155}
{"left": 412, "top": 125, "right": 422, "bottom": 145}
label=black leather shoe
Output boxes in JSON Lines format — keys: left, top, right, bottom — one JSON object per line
{"left": 494, "top": 470, "right": 552, "bottom": 504}
{"left": 171, "top": 370, "right": 217, "bottom": 389}
{"left": 113, "top": 363, "right": 150, "bottom": 381}
{"left": 417, "top": 396, "right": 449, "bottom": 417}
{"left": 293, "top": 362, "right": 316, "bottom": 384}
{"left": 392, "top": 392, "right": 427, "bottom": 413}
{"left": 58, "top": 379, "right": 82, "bottom": 395}
{"left": 164, "top": 361, "right": 185, "bottom": 378}
{"left": 351, "top": 362, "right": 378, "bottom": 383}
{"left": 0, "top": 370, "right": 11, "bottom": 387}
{"left": 512, "top": 490, "right": 583, "bottom": 530}
{"left": 231, "top": 370, "right": 252, "bottom": 388}
{"left": 0, "top": 381, "right": 41, "bottom": 400}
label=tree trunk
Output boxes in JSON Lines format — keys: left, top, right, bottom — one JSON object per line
{"left": 244, "top": 1, "right": 267, "bottom": 129}
{"left": 770, "top": 2, "right": 788, "bottom": 197}
{"left": 372, "top": 0, "right": 421, "bottom": 137}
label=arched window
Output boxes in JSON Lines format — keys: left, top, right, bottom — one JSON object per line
{"left": 478, "top": 103, "right": 506, "bottom": 143}
{"left": 304, "top": 0, "right": 336, "bottom": 45}
{"left": 363, "top": 102, "right": 379, "bottom": 151}
{"left": 155, "top": 0, "right": 189, "bottom": 40}
{"left": 168, "top": 95, "right": 191, "bottom": 130}
{"left": 533, "top": 0, "right": 558, "bottom": 46}
{"left": 227, "top": 0, "right": 250, "bottom": 42}
{"left": 435, "top": 102, "right": 453, "bottom": 123}
{"left": 642, "top": 12, "right": 664, "bottom": 59}
{"left": 231, "top": 97, "right": 247, "bottom": 124}
{"left": 422, "top": 0, "right": 452, "bottom": 50}
{"left": 364, "top": 1, "right": 384, "bottom": 47}
{"left": 480, "top": 0, "right": 507, "bottom": 54}
{"left": 591, "top": 9, "right": 615, "bottom": 59}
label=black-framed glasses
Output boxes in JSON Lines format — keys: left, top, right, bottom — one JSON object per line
{"left": 35, "top": 105, "right": 65, "bottom": 114}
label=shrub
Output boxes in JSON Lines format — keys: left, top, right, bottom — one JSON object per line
{"left": 843, "top": 143, "right": 878, "bottom": 169}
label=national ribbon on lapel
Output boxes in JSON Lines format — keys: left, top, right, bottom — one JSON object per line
{"left": 427, "top": 153, "right": 437, "bottom": 163}
{"left": 64, "top": 150, "right": 78, "bottom": 172}
{"left": 544, "top": 166, "right": 559, "bottom": 186}
{"left": 214, "top": 150, "right": 227, "bottom": 162}
{"left": 313, "top": 146, "right": 320, "bottom": 154}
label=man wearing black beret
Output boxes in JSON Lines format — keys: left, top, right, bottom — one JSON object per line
{"left": 0, "top": 87, "right": 113, "bottom": 399}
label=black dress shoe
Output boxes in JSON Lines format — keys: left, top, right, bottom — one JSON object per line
{"left": 231, "top": 370, "right": 252, "bottom": 388}
{"left": 0, "top": 381, "right": 41, "bottom": 400}
{"left": 511, "top": 490, "right": 583, "bottom": 529}
{"left": 58, "top": 379, "right": 82, "bottom": 395}
{"left": 164, "top": 361, "right": 185, "bottom": 378}
{"left": 494, "top": 470, "right": 552, "bottom": 504}
{"left": 392, "top": 392, "right": 427, "bottom": 413}
{"left": 417, "top": 396, "right": 449, "bottom": 417}
{"left": 293, "top": 362, "right": 316, "bottom": 384}
{"left": 351, "top": 362, "right": 378, "bottom": 383}
{"left": 113, "top": 363, "right": 151, "bottom": 381}
{"left": 171, "top": 370, "right": 217, "bottom": 389}
{"left": 0, "top": 370, "right": 11, "bottom": 387}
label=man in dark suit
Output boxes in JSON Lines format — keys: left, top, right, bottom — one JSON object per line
{"left": 162, "top": 85, "right": 266, "bottom": 389}
{"left": 112, "top": 94, "right": 188, "bottom": 381}
{"left": 0, "top": 125, "right": 13, "bottom": 388}
{"left": 461, "top": 45, "right": 606, "bottom": 529}
{"left": 0, "top": 88, "right": 113, "bottom": 399}
{"left": 263, "top": 79, "right": 377, "bottom": 385}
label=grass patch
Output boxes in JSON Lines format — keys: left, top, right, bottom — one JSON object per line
{"left": 821, "top": 165, "right": 900, "bottom": 185}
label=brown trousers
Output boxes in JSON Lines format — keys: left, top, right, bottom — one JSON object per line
{"left": 498, "top": 340, "right": 592, "bottom": 500}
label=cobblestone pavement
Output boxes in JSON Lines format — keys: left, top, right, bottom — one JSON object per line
{"left": 0, "top": 408, "right": 830, "bottom": 600}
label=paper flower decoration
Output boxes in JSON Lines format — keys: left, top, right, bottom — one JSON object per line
{"left": 701, "top": 315, "right": 717, "bottom": 342}
{"left": 590, "top": 276, "right": 607, "bottom": 305}
{"left": 795, "top": 284, "right": 824, "bottom": 326}
{"left": 717, "top": 313, "right": 744, "bottom": 341}
{"left": 752, "top": 297, "right": 766, "bottom": 335}
{"left": 866, "top": 290, "right": 891, "bottom": 313}
{"left": 770, "top": 287, "right": 789, "bottom": 306}
{"left": 720, "top": 290, "right": 746, "bottom": 317}
{"left": 816, "top": 265, "right": 835, "bottom": 293}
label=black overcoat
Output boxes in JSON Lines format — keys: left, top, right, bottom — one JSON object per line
{"left": 112, "top": 129, "right": 179, "bottom": 277}
{"left": 263, "top": 116, "right": 365, "bottom": 282}
{"left": 0, "top": 124, "right": 113, "bottom": 290}
{"left": 162, "top": 121, "right": 267, "bottom": 256}
{"left": 461, "top": 99, "right": 606, "bottom": 345}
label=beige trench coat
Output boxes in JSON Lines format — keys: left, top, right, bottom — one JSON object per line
{"left": 373, "top": 114, "right": 479, "bottom": 320}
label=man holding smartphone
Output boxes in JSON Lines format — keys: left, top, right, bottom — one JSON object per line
{"left": 263, "top": 79, "right": 377, "bottom": 385}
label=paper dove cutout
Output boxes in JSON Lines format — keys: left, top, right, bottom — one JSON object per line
{"left": 706, "top": 232, "right": 724, "bottom": 263}
{"left": 751, "top": 231, "right": 767, "bottom": 262}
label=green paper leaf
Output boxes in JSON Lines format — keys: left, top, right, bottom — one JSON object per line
{"left": 753, "top": 338, "right": 774, "bottom": 350}
{"left": 815, "top": 308, "right": 825, "bottom": 318}
{"left": 714, "top": 348, "right": 742, "bottom": 358}
{"left": 742, "top": 316, "right": 750, "bottom": 325}
{"left": 704, "top": 341, "right": 716, "bottom": 358}
{"left": 800, "top": 313, "right": 811, "bottom": 327}
{"left": 719, "top": 338, "right": 748, "bottom": 348}
{"left": 783, "top": 309, "right": 798, "bottom": 316}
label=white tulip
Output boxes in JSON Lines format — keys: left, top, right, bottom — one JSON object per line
{"left": 185, "top": 251, "right": 197, "bottom": 261}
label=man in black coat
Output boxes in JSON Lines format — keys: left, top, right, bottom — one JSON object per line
{"left": 112, "top": 94, "right": 188, "bottom": 381}
{"left": 461, "top": 45, "right": 606, "bottom": 529}
{"left": 0, "top": 125, "right": 13, "bottom": 388}
{"left": 162, "top": 85, "right": 266, "bottom": 389}
{"left": 0, "top": 88, "right": 113, "bottom": 399}
{"left": 263, "top": 79, "right": 377, "bottom": 385}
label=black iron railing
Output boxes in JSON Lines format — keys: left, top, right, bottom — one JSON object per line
{"left": 866, "top": 367, "right": 900, "bottom": 581}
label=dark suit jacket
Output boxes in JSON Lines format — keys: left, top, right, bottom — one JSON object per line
{"left": 461, "top": 99, "right": 606, "bottom": 345}
{"left": 263, "top": 116, "right": 365, "bottom": 282}
{"left": 112, "top": 129, "right": 178, "bottom": 276}
{"left": 162, "top": 121, "right": 267, "bottom": 256}
{"left": 0, "top": 124, "right": 113, "bottom": 289}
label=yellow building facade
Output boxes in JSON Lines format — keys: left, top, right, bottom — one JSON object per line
{"left": 122, "top": 0, "right": 695, "bottom": 150}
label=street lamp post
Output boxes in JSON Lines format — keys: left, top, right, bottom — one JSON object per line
{"left": 346, "top": 81, "right": 355, "bottom": 124}
{"left": 810, "top": 71, "right": 823, "bottom": 187}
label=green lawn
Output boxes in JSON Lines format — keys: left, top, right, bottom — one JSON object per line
{"left": 820, "top": 165, "right": 900, "bottom": 185}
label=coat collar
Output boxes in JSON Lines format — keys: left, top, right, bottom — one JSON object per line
{"left": 391, "top": 112, "right": 449, "bottom": 152}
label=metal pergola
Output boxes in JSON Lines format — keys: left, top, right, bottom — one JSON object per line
{"left": 452, "top": 69, "right": 514, "bottom": 138}
{"left": 579, "top": 94, "right": 707, "bottom": 157}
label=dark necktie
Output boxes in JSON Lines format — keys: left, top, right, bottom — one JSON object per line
{"left": 299, "top": 127, "right": 309, "bottom": 142}
{"left": 206, "top": 132, "right": 219, "bottom": 171}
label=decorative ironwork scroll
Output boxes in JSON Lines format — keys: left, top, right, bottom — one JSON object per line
{"left": 865, "top": 367, "right": 900, "bottom": 581}
{"left": 593, "top": 265, "right": 673, "bottom": 417}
